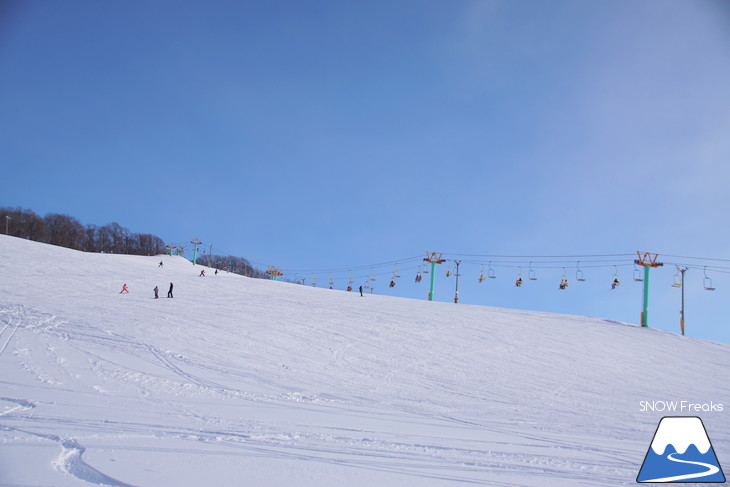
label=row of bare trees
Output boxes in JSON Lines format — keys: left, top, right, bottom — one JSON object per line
{"left": 200, "top": 254, "right": 268, "bottom": 278}
{"left": 1, "top": 207, "right": 270, "bottom": 278}
{"left": 1, "top": 207, "right": 166, "bottom": 256}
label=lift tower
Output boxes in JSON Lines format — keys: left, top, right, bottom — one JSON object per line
{"left": 635, "top": 251, "right": 663, "bottom": 328}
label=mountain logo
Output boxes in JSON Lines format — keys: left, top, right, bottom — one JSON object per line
{"left": 637, "top": 416, "right": 725, "bottom": 483}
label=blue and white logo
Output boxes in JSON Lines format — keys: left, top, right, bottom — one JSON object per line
{"left": 637, "top": 416, "right": 725, "bottom": 483}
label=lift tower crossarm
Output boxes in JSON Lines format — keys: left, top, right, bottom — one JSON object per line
{"left": 266, "top": 266, "right": 282, "bottom": 281}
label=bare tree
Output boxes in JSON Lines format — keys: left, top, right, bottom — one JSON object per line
{"left": 44, "top": 213, "right": 84, "bottom": 250}
{"left": 0, "top": 207, "right": 48, "bottom": 241}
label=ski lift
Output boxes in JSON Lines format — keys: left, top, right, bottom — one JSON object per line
{"left": 609, "top": 266, "right": 620, "bottom": 289}
{"left": 633, "top": 263, "right": 644, "bottom": 282}
{"left": 478, "top": 265, "right": 486, "bottom": 283}
{"left": 703, "top": 266, "right": 716, "bottom": 291}
{"left": 388, "top": 267, "right": 399, "bottom": 288}
{"left": 671, "top": 267, "right": 682, "bottom": 288}
{"left": 559, "top": 267, "right": 568, "bottom": 290}
{"left": 609, "top": 265, "right": 620, "bottom": 289}
{"left": 515, "top": 267, "right": 523, "bottom": 287}
{"left": 575, "top": 261, "right": 586, "bottom": 282}
{"left": 488, "top": 261, "right": 496, "bottom": 279}
{"left": 528, "top": 262, "right": 537, "bottom": 281}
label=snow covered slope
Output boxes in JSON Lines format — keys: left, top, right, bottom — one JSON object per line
{"left": 0, "top": 234, "right": 727, "bottom": 486}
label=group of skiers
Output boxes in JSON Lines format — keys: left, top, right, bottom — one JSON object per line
{"left": 120, "top": 259, "right": 230, "bottom": 298}
{"left": 121, "top": 260, "right": 209, "bottom": 298}
{"left": 121, "top": 282, "right": 173, "bottom": 298}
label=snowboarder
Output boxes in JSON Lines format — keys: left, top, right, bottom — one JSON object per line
{"left": 199, "top": 270, "right": 205, "bottom": 277}
{"left": 215, "top": 269, "right": 218, "bottom": 275}
{"left": 154, "top": 286, "right": 159, "bottom": 299}
{"left": 359, "top": 285, "right": 363, "bottom": 297}
{"left": 167, "top": 282, "right": 174, "bottom": 298}
{"left": 158, "top": 261, "right": 164, "bottom": 268}
{"left": 120, "top": 283, "right": 129, "bottom": 294}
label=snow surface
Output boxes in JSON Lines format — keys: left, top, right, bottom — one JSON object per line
{"left": 0, "top": 234, "right": 728, "bottom": 486}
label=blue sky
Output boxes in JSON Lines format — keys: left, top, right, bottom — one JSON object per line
{"left": 2, "top": 1, "right": 730, "bottom": 341}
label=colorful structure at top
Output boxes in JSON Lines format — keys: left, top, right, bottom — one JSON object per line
{"left": 266, "top": 266, "right": 282, "bottom": 281}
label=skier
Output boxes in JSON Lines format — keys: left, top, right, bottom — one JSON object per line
{"left": 611, "top": 278, "right": 620, "bottom": 290}
{"left": 215, "top": 269, "right": 218, "bottom": 275}
{"left": 199, "top": 270, "right": 205, "bottom": 277}
{"left": 167, "top": 282, "right": 174, "bottom": 298}
{"left": 389, "top": 280, "right": 396, "bottom": 288}
{"left": 120, "top": 283, "right": 129, "bottom": 294}
{"left": 359, "top": 285, "right": 363, "bottom": 297}
{"left": 346, "top": 285, "right": 352, "bottom": 292}
{"left": 158, "top": 261, "right": 164, "bottom": 268}
{"left": 559, "top": 279, "right": 568, "bottom": 290}
{"left": 154, "top": 286, "right": 159, "bottom": 299}
{"left": 515, "top": 277, "right": 523, "bottom": 287}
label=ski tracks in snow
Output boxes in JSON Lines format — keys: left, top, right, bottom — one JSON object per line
{"left": 55, "top": 438, "right": 140, "bottom": 487}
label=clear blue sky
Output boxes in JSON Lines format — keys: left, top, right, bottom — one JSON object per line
{"left": 2, "top": 1, "right": 730, "bottom": 341}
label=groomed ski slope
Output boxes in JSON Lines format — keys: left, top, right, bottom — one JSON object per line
{"left": 0, "top": 234, "right": 727, "bottom": 486}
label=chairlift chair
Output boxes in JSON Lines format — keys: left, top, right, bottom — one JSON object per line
{"left": 575, "top": 261, "right": 586, "bottom": 282}
{"left": 488, "top": 261, "right": 496, "bottom": 279}
{"left": 671, "top": 267, "right": 682, "bottom": 288}
{"left": 478, "top": 265, "right": 485, "bottom": 283}
{"left": 528, "top": 262, "right": 537, "bottom": 280}
{"left": 633, "top": 263, "right": 644, "bottom": 282}
{"left": 610, "top": 266, "right": 620, "bottom": 289}
{"left": 704, "top": 266, "right": 716, "bottom": 291}
{"left": 559, "top": 268, "right": 568, "bottom": 290}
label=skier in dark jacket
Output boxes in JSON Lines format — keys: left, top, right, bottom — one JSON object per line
{"left": 167, "top": 282, "right": 174, "bottom": 298}
{"left": 154, "top": 286, "right": 159, "bottom": 299}
{"left": 359, "top": 285, "right": 363, "bottom": 297}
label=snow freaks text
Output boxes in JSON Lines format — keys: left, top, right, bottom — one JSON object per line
{"left": 640, "top": 401, "right": 724, "bottom": 413}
